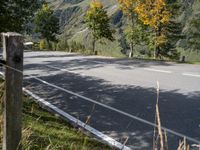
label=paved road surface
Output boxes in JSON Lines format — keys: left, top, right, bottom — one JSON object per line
{"left": 12, "top": 51, "right": 200, "bottom": 149}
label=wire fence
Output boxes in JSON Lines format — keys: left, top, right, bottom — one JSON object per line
{"left": 0, "top": 60, "right": 200, "bottom": 149}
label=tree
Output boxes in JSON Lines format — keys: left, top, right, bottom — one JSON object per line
{"left": 187, "top": 18, "right": 200, "bottom": 51}
{"left": 158, "top": 21, "right": 182, "bottom": 59}
{"left": 34, "top": 3, "right": 59, "bottom": 45}
{"left": 135, "top": 0, "right": 171, "bottom": 58}
{"left": 85, "top": 0, "right": 114, "bottom": 54}
{"left": 118, "top": 0, "right": 138, "bottom": 57}
{"left": 0, "top": 0, "right": 43, "bottom": 33}
{"left": 124, "top": 23, "right": 149, "bottom": 57}
{"left": 157, "top": 1, "right": 184, "bottom": 60}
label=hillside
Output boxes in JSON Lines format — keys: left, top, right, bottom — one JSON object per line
{"left": 47, "top": 0, "right": 200, "bottom": 60}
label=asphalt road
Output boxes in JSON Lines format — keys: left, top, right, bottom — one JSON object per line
{"left": 20, "top": 51, "right": 200, "bottom": 149}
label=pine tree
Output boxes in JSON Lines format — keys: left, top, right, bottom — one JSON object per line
{"left": 159, "top": 21, "right": 183, "bottom": 59}
{"left": 158, "top": 0, "right": 184, "bottom": 60}
{"left": 85, "top": 0, "right": 114, "bottom": 54}
{"left": 187, "top": 18, "right": 200, "bottom": 51}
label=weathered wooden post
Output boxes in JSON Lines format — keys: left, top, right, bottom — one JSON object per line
{"left": 2, "top": 32, "right": 24, "bottom": 150}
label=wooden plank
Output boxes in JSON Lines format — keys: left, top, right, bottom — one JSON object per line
{"left": 2, "top": 32, "right": 24, "bottom": 150}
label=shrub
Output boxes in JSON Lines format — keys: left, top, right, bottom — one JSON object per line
{"left": 56, "top": 39, "right": 69, "bottom": 51}
{"left": 69, "top": 40, "right": 86, "bottom": 53}
{"left": 39, "top": 39, "right": 46, "bottom": 50}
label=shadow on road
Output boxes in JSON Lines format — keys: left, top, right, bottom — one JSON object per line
{"left": 23, "top": 62, "right": 200, "bottom": 150}
{"left": 25, "top": 51, "right": 173, "bottom": 71}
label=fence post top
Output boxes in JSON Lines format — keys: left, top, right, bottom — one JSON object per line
{"left": 1, "top": 32, "right": 23, "bottom": 37}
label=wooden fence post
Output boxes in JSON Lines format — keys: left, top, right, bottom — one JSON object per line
{"left": 2, "top": 32, "right": 24, "bottom": 150}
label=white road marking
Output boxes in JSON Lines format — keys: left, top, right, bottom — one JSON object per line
{"left": 144, "top": 68, "right": 172, "bottom": 74}
{"left": 0, "top": 71, "right": 131, "bottom": 150}
{"left": 46, "top": 65, "right": 87, "bottom": 77}
{"left": 22, "top": 88, "right": 131, "bottom": 150}
{"left": 1, "top": 68, "right": 200, "bottom": 145}
{"left": 47, "top": 65, "right": 78, "bottom": 74}
{"left": 89, "top": 60, "right": 107, "bottom": 64}
{"left": 182, "top": 73, "right": 200, "bottom": 78}
{"left": 22, "top": 73, "right": 200, "bottom": 145}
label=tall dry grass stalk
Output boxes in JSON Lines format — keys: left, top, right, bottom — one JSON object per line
{"left": 19, "top": 127, "right": 33, "bottom": 149}
{"left": 177, "top": 137, "right": 190, "bottom": 150}
{"left": 152, "top": 82, "right": 199, "bottom": 150}
{"left": 84, "top": 104, "right": 96, "bottom": 127}
{"left": 78, "top": 104, "right": 96, "bottom": 133}
{"left": 153, "top": 81, "right": 168, "bottom": 150}
{"left": 192, "top": 144, "right": 200, "bottom": 150}
{"left": 121, "top": 136, "right": 129, "bottom": 150}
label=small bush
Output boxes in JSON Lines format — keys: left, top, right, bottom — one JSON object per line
{"left": 39, "top": 39, "right": 46, "bottom": 50}
{"left": 69, "top": 40, "right": 86, "bottom": 53}
{"left": 56, "top": 39, "right": 69, "bottom": 51}
{"left": 51, "top": 42, "right": 57, "bottom": 51}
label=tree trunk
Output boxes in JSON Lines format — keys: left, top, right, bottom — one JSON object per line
{"left": 154, "top": 44, "right": 157, "bottom": 59}
{"left": 92, "top": 37, "right": 97, "bottom": 55}
{"left": 46, "top": 39, "right": 50, "bottom": 50}
{"left": 156, "top": 47, "right": 161, "bottom": 58}
{"left": 155, "top": 23, "right": 162, "bottom": 59}
{"left": 129, "top": 14, "right": 135, "bottom": 58}
{"left": 129, "top": 43, "right": 134, "bottom": 58}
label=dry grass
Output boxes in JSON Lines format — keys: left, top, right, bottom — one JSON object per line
{"left": 153, "top": 81, "right": 168, "bottom": 150}
{"left": 177, "top": 137, "right": 190, "bottom": 150}
{"left": 153, "top": 81, "right": 200, "bottom": 150}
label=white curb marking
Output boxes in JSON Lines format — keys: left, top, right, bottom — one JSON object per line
{"left": 0, "top": 71, "right": 131, "bottom": 150}
{"left": 23, "top": 88, "right": 132, "bottom": 150}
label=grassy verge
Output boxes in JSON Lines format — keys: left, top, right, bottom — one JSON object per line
{"left": 0, "top": 78, "right": 114, "bottom": 150}
{"left": 185, "top": 61, "right": 200, "bottom": 64}
{"left": 130, "top": 56, "right": 200, "bottom": 65}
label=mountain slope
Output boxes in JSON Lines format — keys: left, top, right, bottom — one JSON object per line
{"left": 47, "top": 0, "right": 200, "bottom": 60}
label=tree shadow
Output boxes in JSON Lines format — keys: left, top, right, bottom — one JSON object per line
{"left": 23, "top": 69, "right": 200, "bottom": 150}
{"left": 24, "top": 51, "right": 175, "bottom": 73}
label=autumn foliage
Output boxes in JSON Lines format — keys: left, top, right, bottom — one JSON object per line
{"left": 89, "top": 0, "right": 103, "bottom": 9}
{"left": 135, "top": 0, "right": 171, "bottom": 30}
{"left": 118, "top": 0, "right": 138, "bottom": 18}
{"left": 134, "top": 0, "right": 171, "bottom": 57}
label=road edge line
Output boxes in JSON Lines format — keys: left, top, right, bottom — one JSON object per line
{"left": 22, "top": 88, "right": 132, "bottom": 150}
{"left": 0, "top": 71, "right": 132, "bottom": 150}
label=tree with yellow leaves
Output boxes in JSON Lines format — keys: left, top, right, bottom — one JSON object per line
{"left": 118, "top": 0, "right": 138, "bottom": 57}
{"left": 85, "top": 0, "right": 114, "bottom": 54}
{"left": 135, "top": 0, "right": 171, "bottom": 58}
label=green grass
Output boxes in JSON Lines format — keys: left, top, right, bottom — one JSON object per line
{"left": 186, "top": 61, "right": 200, "bottom": 64}
{"left": 0, "top": 79, "right": 114, "bottom": 150}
